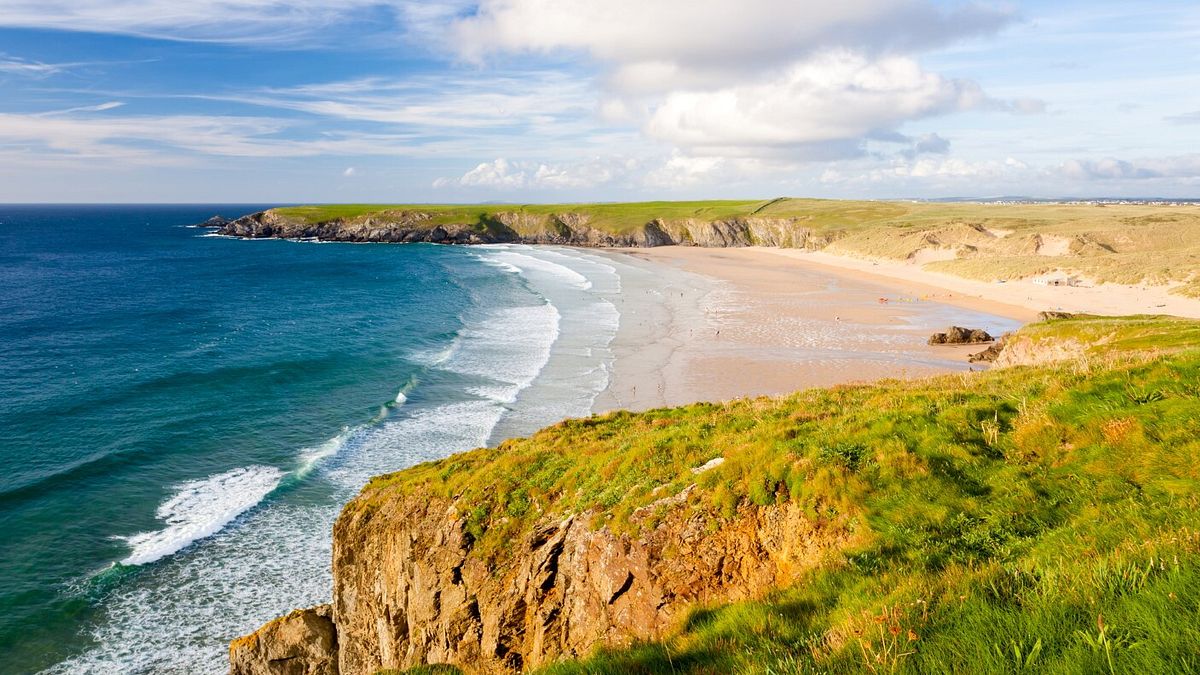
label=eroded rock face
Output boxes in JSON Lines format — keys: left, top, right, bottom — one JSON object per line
{"left": 229, "top": 605, "right": 338, "bottom": 675}
{"left": 324, "top": 487, "right": 851, "bottom": 674}
{"left": 217, "top": 210, "right": 827, "bottom": 250}
{"left": 218, "top": 210, "right": 509, "bottom": 244}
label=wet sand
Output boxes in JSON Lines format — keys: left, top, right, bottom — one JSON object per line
{"left": 591, "top": 246, "right": 1027, "bottom": 413}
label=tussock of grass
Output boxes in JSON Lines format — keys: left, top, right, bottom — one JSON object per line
{"left": 360, "top": 316, "right": 1200, "bottom": 673}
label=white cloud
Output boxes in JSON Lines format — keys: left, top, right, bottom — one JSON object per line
{"left": 454, "top": 0, "right": 1014, "bottom": 78}
{"left": 435, "top": 156, "right": 639, "bottom": 189}
{"left": 1165, "top": 111, "right": 1200, "bottom": 125}
{"left": 644, "top": 51, "right": 986, "bottom": 159}
{"left": 449, "top": 1, "right": 1032, "bottom": 167}
{"left": 0, "top": 111, "right": 433, "bottom": 162}
{"left": 813, "top": 152, "right": 1200, "bottom": 197}
{"left": 0, "top": 0, "right": 474, "bottom": 44}
{"left": 643, "top": 153, "right": 727, "bottom": 188}
{"left": 39, "top": 101, "right": 126, "bottom": 115}
{"left": 455, "top": 158, "right": 527, "bottom": 188}
{"left": 222, "top": 72, "right": 595, "bottom": 130}
{"left": 1058, "top": 155, "right": 1200, "bottom": 181}
{"left": 816, "top": 156, "right": 1034, "bottom": 192}
{"left": 913, "top": 132, "right": 951, "bottom": 155}
{"left": 0, "top": 55, "right": 63, "bottom": 76}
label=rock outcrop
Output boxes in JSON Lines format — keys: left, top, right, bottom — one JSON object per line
{"left": 928, "top": 326, "right": 994, "bottom": 345}
{"left": 968, "top": 339, "right": 1006, "bottom": 363}
{"left": 196, "top": 215, "right": 233, "bottom": 228}
{"left": 218, "top": 210, "right": 508, "bottom": 244}
{"left": 233, "top": 482, "right": 853, "bottom": 675}
{"left": 230, "top": 605, "right": 338, "bottom": 675}
{"left": 216, "top": 209, "right": 829, "bottom": 249}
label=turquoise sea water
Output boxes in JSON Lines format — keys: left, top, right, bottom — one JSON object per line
{"left": 0, "top": 206, "right": 623, "bottom": 673}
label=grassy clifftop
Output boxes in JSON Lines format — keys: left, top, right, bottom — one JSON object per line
{"left": 272, "top": 198, "right": 906, "bottom": 236}
{"left": 363, "top": 315, "right": 1200, "bottom": 673}
{"left": 268, "top": 199, "right": 1200, "bottom": 296}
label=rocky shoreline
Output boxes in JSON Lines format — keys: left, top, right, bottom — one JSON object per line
{"left": 213, "top": 208, "right": 837, "bottom": 248}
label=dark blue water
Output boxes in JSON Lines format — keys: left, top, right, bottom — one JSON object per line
{"left": 0, "top": 206, "right": 621, "bottom": 673}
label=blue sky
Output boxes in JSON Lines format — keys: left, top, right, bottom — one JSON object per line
{"left": 0, "top": 0, "right": 1196, "bottom": 202}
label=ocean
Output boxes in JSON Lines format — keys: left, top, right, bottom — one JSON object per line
{"left": 0, "top": 205, "right": 622, "bottom": 673}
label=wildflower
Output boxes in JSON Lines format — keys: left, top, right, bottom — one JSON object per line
{"left": 908, "top": 630, "right": 919, "bottom": 642}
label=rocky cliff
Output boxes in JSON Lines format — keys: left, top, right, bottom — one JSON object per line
{"left": 231, "top": 479, "right": 855, "bottom": 675}
{"left": 216, "top": 209, "right": 831, "bottom": 249}
{"left": 227, "top": 314, "right": 1200, "bottom": 675}
{"left": 331, "top": 488, "right": 852, "bottom": 674}
{"left": 229, "top": 605, "right": 338, "bottom": 675}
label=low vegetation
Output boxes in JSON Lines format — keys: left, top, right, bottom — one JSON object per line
{"left": 367, "top": 315, "right": 1200, "bottom": 673}
{"left": 272, "top": 199, "right": 1200, "bottom": 296}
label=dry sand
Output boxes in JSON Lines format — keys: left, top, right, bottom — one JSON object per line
{"left": 763, "top": 248, "right": 1200, "bottom": 320}
{"left": 590, "top": 246, "right": 1026, "bottom": 413}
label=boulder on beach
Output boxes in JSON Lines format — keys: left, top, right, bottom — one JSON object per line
{"left": 928, "top": 326, "right": 994, "bottom": 345}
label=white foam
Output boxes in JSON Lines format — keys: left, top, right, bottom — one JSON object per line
{"left": 294, "top": 428, "right": 355, "bottom": 479}
{"left": 52, "top": 397, "right": 506, "bottom": 675}
{"left": 470, "top": 247, "right": 623, "bottom": 440}
{"left": 477, "top": 257, "right": 523, "bottom": 275}
{"left": 118, "top": 466, "right": 284, "bottom": 566}
{"left": 478, "top": 248, "right": 593, "bottom": 290}
{"left": 446, "top": 301, "right": 562, "bottom": 404}
{"left": 53, "top": 244, "right": 632, "bottom": 673}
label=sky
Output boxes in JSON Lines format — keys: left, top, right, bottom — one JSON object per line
{"left": 0, "top": 0, "right": 1197, "bottom": 202}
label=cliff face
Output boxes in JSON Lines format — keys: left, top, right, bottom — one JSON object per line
{"left": 331, "top": 487, "right": 849, "bottom": 674}
{"left": 232, "top": 482, "right": 852, "bottom": 675}
{"left": 218, "top": 209, "right": 506, "bottom": 244}
{"left": 217, "top": 209, "right": 830, "bottom": 249}
{"left": 229, "top": 605, "right": 338, "bottom": 675}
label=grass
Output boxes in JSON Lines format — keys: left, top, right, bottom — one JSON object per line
{"left": 268, "top": 199, "right": 1200, "bottom": 295}
{"left": 274, "top": 200, "right": 775, "bottom": 235}
{"left": 356, "top": 315, "right": 1200, "bottom": 673}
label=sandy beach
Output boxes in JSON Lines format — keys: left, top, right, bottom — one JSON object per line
{"left": 591, "top": 246, "right": 1026, "bottom": 412}
{"left": 764, "top": 248, "right": 1200, "bottom": 320}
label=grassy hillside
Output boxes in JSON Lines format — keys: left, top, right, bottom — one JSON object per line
{"left": 271, "top": 199, "right": 1200, "bottom": 296}
{"left": 273, "top": 199, "right": 906, "bottom": 232}
{"left": 372, "top": 315, "right": 1200, "bottom": 673}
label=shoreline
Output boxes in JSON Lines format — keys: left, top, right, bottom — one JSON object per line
{"left": 589, "top": 246, "right": 1024, "bottom": 414}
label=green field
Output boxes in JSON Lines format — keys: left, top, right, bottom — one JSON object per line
{"left": 271, "top": 199, "right": 1200, "bottom": 296}
{"left": 369, "top": 315, "right": 1200, "bottom": 673}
